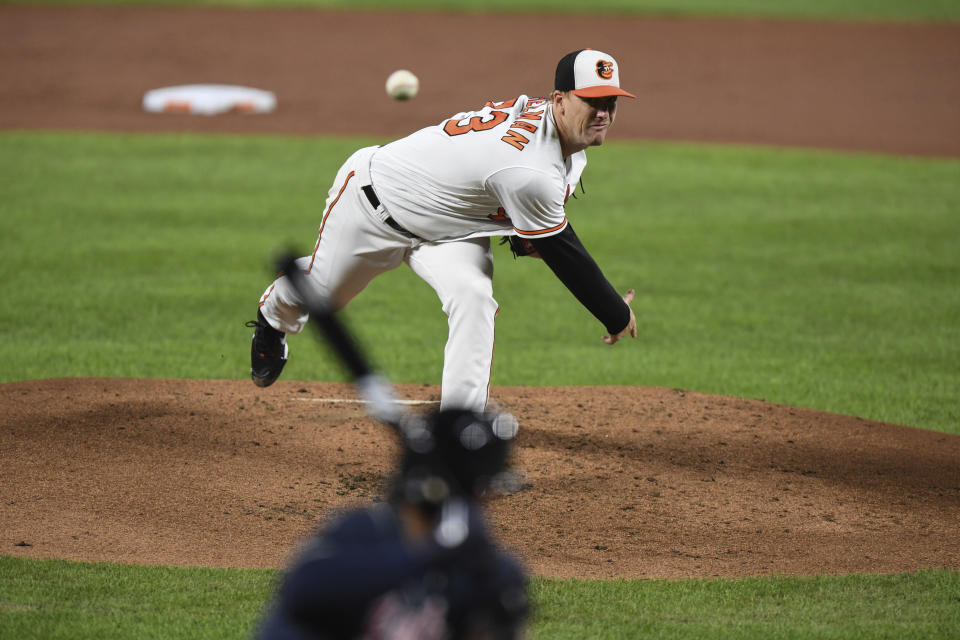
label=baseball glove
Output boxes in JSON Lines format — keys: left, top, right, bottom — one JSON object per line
{"left": 500, "top": 235, "right": 541, "bottom": 259}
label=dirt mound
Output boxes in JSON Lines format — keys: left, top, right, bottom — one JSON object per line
{"left": 3, "top": 378, "right": 957, "bottom": 578}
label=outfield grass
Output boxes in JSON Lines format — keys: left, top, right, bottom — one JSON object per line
{"left": 2, "top": 131, "right": 958, "bottom": 434}
{"left": 11, "top": 0, "right": 960, "bottom": 23}
{"left": 1, "top": 556, "right": 957, "bottom": 640}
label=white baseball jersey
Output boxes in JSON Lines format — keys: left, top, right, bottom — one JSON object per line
{"left": 369, "top": 95, "right": 587, "bottom": 242}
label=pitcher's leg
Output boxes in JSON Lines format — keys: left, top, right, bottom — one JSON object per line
{"left": 257, "top": 257, "right": 311, "bottom": 334}
{"left": 252, "top": 152, "right": 409, "bottom": 387}
{"left": 258, "top": 165, "right": 409, "bottom": 334}
{"left": 407, "top": 238, "right": 498, "bottom": 412}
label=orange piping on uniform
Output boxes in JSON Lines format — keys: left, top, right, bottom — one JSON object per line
{"left": 307, "top": 171, "right": 356, "bottom": 274}
{"left": 258, "top": 283, "right": 276, "bottom": 307}
{"left": 514, "top": 218, "right": 568, "bottom": 237}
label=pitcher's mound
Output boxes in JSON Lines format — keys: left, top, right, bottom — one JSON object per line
{"left": 1, "top": 378, "right": 958, "bottom": 578}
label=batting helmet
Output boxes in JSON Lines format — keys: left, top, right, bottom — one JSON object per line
{"left": 397, "top": 408, "right": 517, "bottom": 509}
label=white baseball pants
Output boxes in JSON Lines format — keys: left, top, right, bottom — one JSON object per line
{"left": 257, "top": 147, "right": 499, "bottom": 412}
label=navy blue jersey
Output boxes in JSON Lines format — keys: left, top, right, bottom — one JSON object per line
{"left": 256, "top": 504, "right": 528, "bottom": 640}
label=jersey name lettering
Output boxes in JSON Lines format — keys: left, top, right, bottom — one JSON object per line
{"left": 500, "top": 129, "right": 531, "bottom": 151}
{"left": 511, "top": 121, "right": 538, "bottom": 133}
{"left": 500, "top": 98, "right": 547, "bottom": 151}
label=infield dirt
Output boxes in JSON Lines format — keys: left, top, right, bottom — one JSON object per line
{"left": 2, "top": 6, "right": 960, "bottom": 156}
{"left": 1, "top": 6, "right": 958, "bottom": 579}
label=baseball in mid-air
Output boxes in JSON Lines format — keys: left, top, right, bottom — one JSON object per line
{"left": 385, "top": 69, "right": 419, "bottom": 101}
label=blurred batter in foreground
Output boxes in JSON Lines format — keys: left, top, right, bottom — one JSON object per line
{"left": 255, "top": 409, "right": 528, "bottom": 640}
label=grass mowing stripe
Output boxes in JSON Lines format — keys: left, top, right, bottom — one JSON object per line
{"left": 2, "top": 557, "right": 957, "bottom": 639}
{"left": 1, "top": 131, "right": 958, "bottom": 434}
{"left": 14, "top": 0, "right": 960, "bottom": 22}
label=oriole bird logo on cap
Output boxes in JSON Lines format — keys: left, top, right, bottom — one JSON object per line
{"left": 596, "top": 60, "right": 615, "bottom": 80}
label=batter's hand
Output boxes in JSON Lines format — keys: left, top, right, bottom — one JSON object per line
{"left": 602, "top": 289, "right": 637, "bottom": 345}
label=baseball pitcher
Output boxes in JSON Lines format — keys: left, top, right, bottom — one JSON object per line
{"left": 248, "top": 49, "right": 637, "bottom": 411}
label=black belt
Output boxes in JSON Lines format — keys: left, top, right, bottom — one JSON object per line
{"left": 361, "top": 184, "right": 381, "bottom": 209}
{"left": 361, "top": 184, "right": 420, "bottom": 240}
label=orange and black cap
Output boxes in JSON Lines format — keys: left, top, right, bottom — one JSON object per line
{"left": 554, "top": 49, "right": 636, "bottom": 99}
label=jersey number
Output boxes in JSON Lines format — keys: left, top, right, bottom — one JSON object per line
{"left": 442, "top": 110, "right": 509, "bottom": 136}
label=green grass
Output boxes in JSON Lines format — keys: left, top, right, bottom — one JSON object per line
{"left": 0, "top": 556, "right": 277, "bottom": 639}
{"left": 1, "top": 131, "right": 958, "bottom": 434}
{"left": 1, "top": 130, "right": 958, "bottom": 639}
{"left": 9, "top": 0, "right": 960, "bottom": 23}
{"left": 530, "top": 571, "right": 960, "bottom": 639}
{"left": 1, "top": 556, "right": 957, "bottom": 640}
{"left": 0, "top": 131, "right": 371, "bottom": 380}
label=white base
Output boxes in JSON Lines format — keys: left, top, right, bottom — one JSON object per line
{"left": 142, "top": 84, "right": 276, "bottom": 115}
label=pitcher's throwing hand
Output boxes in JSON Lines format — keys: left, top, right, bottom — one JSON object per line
{"left": 602, "top": 289, "right": 637, "bottom": 345}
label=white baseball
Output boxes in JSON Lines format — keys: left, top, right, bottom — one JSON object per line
{"left": 385, "top": 69, "right": 419, "bottom": 101}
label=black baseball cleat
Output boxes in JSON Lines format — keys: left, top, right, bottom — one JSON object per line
{"left": 246, "top": 310, "right": 288, "bottom": 387}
